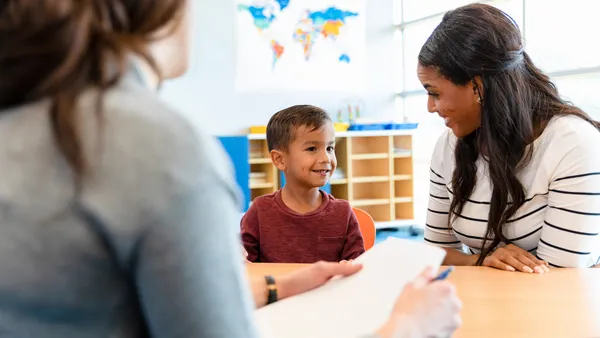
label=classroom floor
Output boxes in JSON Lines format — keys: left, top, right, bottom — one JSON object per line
{"left": 375, "top": 226, "right": 424, "bottom": 244}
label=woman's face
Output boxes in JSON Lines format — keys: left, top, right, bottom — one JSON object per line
{"left": 150, "top": 0, "right": 192, "bottom": 79}
{"left": 417, "top": 63, "right": 482, "bottom": 137}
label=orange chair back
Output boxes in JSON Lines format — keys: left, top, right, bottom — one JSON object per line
{"left": 352, "top": 207, "right": 376, "bottom": 251}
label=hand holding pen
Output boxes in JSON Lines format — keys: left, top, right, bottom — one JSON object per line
{"left": 432, "top": 266, "right": 455, "bottom": 282}
{"left": 376, "top": 266, "right": 462, "bottom": 338}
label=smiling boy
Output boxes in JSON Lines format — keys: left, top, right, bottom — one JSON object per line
{"left": 241, "top": 105, "right": 365, "bottom": 263}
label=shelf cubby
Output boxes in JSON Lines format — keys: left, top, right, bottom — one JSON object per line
{"left": 358, "top": 204, "right": 393, "bottom": 223}
{"left": 395, "top": 201, "right": 415, "bottom": 221}
{"left": 352, "top": 158, "right": 390, "bottom": 178}
{"left": 351, "top": 136, "right": 390, "bottom": 155}
{"left": 248, "top": 139, "right": 278, "bottom": 202}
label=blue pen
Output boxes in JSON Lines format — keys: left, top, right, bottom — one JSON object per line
{"left": 432, "top": 266, "right": 454, "bottom": 282}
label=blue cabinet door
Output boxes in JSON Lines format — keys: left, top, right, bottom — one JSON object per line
{"left": 217, "top": 136, "right": 250, "bottom": 211}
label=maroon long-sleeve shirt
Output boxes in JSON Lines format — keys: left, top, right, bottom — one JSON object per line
{"left": 241, "top": 190, "right": 365, "bottom": 263}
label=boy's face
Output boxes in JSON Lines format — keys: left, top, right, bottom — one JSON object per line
{"left": 273, "top": 122, "right": 337, "bottom": 188}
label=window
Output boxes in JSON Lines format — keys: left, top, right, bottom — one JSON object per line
{"left": 524, "top": 0, "right": 600, "bottom": 73}
{"left": 400, "top": 0, "right": 474, "bottom": 23}
{"left": 402, "top": 18, "right": 442, "bottom": 92}
{"left": 395, "top": 0, "right": 598, "bottom": 226}
{"left": 392, "top": 30, "right": 404, "bottom": 93}
{"left": 396, "top": 0, "right": 598, "bottom": 142}
{"left": 494, "top": 0, "right": 523, "bottom": 29}
{"left": 554, "top": 74, "right": 600, "bottom": 120}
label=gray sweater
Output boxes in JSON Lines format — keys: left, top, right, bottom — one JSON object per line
{"left": 0, "top": 72, "right": 258, "bottom": 337}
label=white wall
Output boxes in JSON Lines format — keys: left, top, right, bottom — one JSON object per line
{"left": 160, "top": 0, "right": 397, "bottom": 135}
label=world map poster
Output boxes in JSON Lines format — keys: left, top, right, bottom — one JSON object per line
{"left": 235, "top": 0, "right": 366, "bottom": 92}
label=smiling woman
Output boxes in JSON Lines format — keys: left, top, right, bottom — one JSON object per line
{"left": 416, "top": 65, "right": 482, "bottom": 137}
{"left": 418, "top": 4, "right": 600, "bottom": 270}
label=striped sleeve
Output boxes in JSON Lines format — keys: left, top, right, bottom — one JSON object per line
{"left": 537, "top": 125, "right": 600, "bottom": 268}
{"left": 424, "top": 132, "right": 462, "bottom": 249}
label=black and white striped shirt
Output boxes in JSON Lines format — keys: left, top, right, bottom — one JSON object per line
{"left": 425, "top": 116, "right": 600, "bottom": 268}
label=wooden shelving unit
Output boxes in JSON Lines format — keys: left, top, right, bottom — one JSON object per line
{"left": 243, "top": 130, "right": 415, "bottom": 227}
{"left": 248, "top": 138, "right": 278, "bottom": 203}
{"left": 392, "top": 134, "right": 414, "bottom": 223}
{"left": 330, "top": 132, "right": 415, "bottom": 225}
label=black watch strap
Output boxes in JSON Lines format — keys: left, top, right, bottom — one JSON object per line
{"left": 265, "top": 275, "right": 278, "bottom": 304}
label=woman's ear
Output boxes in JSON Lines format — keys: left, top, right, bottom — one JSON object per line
{"left": 271, "top": 150, "right": 286, "bottom": 171}
{"left": 472, "top": 76, "right": 484, "bottom": 99}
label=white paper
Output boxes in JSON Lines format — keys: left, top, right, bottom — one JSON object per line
{"left": 254, "top": 238, "right": 446, "bottom": 338}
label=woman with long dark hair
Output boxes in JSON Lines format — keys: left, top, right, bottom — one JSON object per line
{"left": 0, "top": 1, "right": 461, "bottom": 337}
{"left": 421, "top": 4, "right": 600, "bottom": 271}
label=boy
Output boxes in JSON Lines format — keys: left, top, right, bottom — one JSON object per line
{"left": 241, "top": 105, "right": 365, "bottom": 263}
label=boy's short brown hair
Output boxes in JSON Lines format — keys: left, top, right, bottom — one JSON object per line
{"left": 266, "top": 105, "right": 332, "bottom": 151}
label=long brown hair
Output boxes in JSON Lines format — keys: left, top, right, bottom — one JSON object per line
{"left": 0, "top": 0, "right": 186, "bottom": 181}
{"left": 418, "top": 4, "right": 600, "bottom": 264}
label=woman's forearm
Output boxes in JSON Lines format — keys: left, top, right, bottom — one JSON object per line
{"left": 250, "top": 275, "right": 294, "bottom": 309}
{"left": 251, "top": 277, "right": 269, "bottom": 308}
{"left": 442, "top": 248, "right": 479, "bottom": 266}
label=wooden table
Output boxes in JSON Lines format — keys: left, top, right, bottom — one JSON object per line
{"left": 247, "top": 264, "right": 600, "bottom": 338}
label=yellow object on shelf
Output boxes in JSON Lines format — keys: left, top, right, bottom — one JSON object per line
{"left": 334, "top": 122, "right": 349, "bottom": 132}
{"left": 249, "top": 125, "right": 267, "bottom": 134}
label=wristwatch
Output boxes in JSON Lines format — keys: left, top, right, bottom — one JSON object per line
{"left": 264, "top": 275, "right": 278, "bottom": 304}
